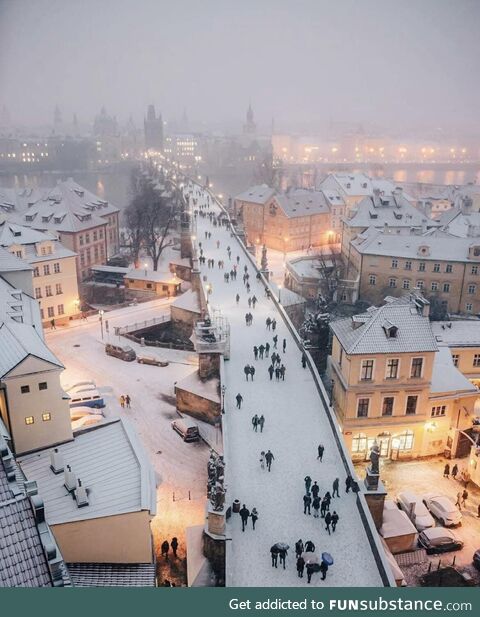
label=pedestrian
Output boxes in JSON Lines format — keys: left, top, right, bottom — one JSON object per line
{"left": 260, "top": 451, "right": 266, "bottom": 470}
{"left": 252, "top": 295, "right": 257, "bottom": 308}
{"left": 320, "top": 497, "right": 328, "bottom": 518}
{"left": 246, "top": 282, "right": 250, "bottom": 293}
{"left": 258, "top": 415, "right": 265, "bottom": 432}
{"left": 345, "top": 474, "right": 353, "bottom": 493}
{"left": 303, "top": 493, "right": 312, "bottom": 515}
{"left": 268, "top": 365, "right": 274, "bottom": 380}
{"left": 251, "top": 507, "right": 258, "bottom": 530}
{"left": 266, "top": 317, "right": 272, "bottom": 330}
{"left": 259, "top": 344, "right": 265, "bottom": 359}
{"left": 304, "top": 540, "right": 315, "bottom": 552}
{"left": 325, "top": 511, "right": 332, "bottom": 535}
{"left": 301, "top": 352, "right": 307, "bottom": 369}
{"left": 50, "top": 318, "right": 56, "bottom": 330}
{"left": 272, "top": 319, "right": 277, "bottom": 331}
{"left": 317, "top": 444, "right": 324, "bottom": 461}
{"left": 265, "top": 449, "right": 275, "bottom": 472}
{"left": 253, "top": 345, "right": 258, "bottom": 360}
{"left": 304, "top": 475, "right": 312, "bottom": 493}
{"left": 455, "top": 491, "right": 462, "bottom": 510}
{"left": 239, "top": 504, "right": 250, "bottom": 532}
{"left": 332, "top": 478, "right": 340, "bottom": 498}
{"left": 248, "top": 297, "right": 252, "bottom": 308}
{"left": 236, "top": 293, "right": 240, "bottom": 304}
{"left": 273, "top": 334, "right": 278, "bottom": 348}
{"left": 312, "top": 495, "right": 320, "bottom": 518}
{"left": 252, "top": 414, "right": 259, "bottom": 432}
{"left": 311, "top": 481, "right": 320, "bottom": 499}
{"left": 250, "top": 366, "right": 256, "bottom": 381}
{"left": 120, "top": 395, "right": 125, "bottom": 409}
{"left": 275, "top": 367, "right": 280, "bottom": 381}
{"left": 452, "top": 464, "right": 458, "bottom": 479}
{"left": 443, "top": 463, "right": 450, "bottom": 478}
{"left": 236, "top": 393, "right": 243, "bottom": 409}
{"left": 265, "top": 342, "right": 270, "bottom": 357}
{"left": 462, "top": 489, "right": 468, "bottom": 507}
{"left": 295, "top": 539, "right": 304, "bottom": 558}
{"left": 280, "top": 364, "right": 286, "bottom": 381}
{"left": 161, "top": 540, "right": 169, "bottom": 560}
{"left": 271, "top": 546, "right": 279, "bottom": 568}
{"left": 278, "top": 548, "right": 287, "bottom": 570}
{"left": 306, "top": 563, "right": 315, "bottom": 584}
{"left": 244, "top": 365, "right": 251, "bottom": 381}
{"left": 297, "top": 556, "right": 305, "bottom": 579}
{"left": 171, "top": 537, "right": 178, "bottom": 558}
{"left": 324, "top": 491, "right": 331, "bottom": 511}
{"left": 283, "top": 338, "right": 286, "bottom": 353}
{"left": 125, "top": 394, "right": 131, "bottom": 408}
{"left": 320, "top": 561, "right": 328, "bottom": 581}
{"left": 331, "top": 511, "right": 339, "bottom": 532}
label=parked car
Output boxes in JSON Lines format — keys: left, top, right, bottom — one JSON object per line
{"left": 418, "top": 527, "right": 463, "bottom": 554}
{"left": 422, "top": 494, "right": 462, "bottom": 527}
{"left": 473, "top": 550, "right": 480, "bottom": 570}
{"left": 69, "top": 388, "right": 105, "bottom": 409}
{"left": 396, "top": 490, "right": 435, "bottom": 531}
{"left": 105, "top": 343, "right": 136, "bottom": 362}
{"left": 171, "top": 418, "right": 200, "bottom": 442}
{"left": 137, "top": 354, "right": 169, "bottom": 367}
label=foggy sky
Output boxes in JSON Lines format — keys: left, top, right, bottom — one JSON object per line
{"left": 1, "top": 0, "right": 479, "bottom": 134}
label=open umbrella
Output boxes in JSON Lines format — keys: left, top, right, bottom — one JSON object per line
{"left": 273, "top": 542, "right": 290, "bottom": 551}
{"left": 302, "top": 552, "right": 319, "bottom": 565}
{"left": 322, "top": 552, "right": 334, "bottom": 566}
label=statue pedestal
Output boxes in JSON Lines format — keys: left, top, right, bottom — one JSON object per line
{"left": 207, "top": 505, "right": 225, "bottom": 536}
{"left": 363, "top": 478, "right": 387, "bottom": 531}
{"left": 364, "top": 466, "right": 380, "bottom": 491}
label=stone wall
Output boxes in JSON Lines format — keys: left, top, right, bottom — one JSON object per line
{"left": 199, "top": 353, "right": 220, "bottom": 380}
{"left": 176, "top": 388, "right": 221, "bottom": 424}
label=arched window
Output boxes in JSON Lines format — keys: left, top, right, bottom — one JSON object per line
{"left": 351, "top": 433, "right": 368, "bottom": 453}
{"left": 393, "top": 430, "right": 414, "bottom": 451}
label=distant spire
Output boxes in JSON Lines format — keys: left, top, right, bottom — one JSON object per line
{"left": 54, "top": 105, "right": 62, "bottom": 126}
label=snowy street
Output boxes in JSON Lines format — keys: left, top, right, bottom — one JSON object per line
{"left": 189, "top": 185, "right": 384, "bottom": 587}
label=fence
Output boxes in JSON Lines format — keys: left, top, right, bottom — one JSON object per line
{"left": 115, "top": 315, "right": 169, "bottom": 335}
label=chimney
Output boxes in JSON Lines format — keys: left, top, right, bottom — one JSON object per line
{"left": 50, "top": 448, "right": 64, "bottom": 474}
{"left": 30, "top": 494, "right": 46, "bottom": 524}
{"left": 64, "top": 465, "right": 77, "bottom": 492}
{"left": 24, "top": 480, "right": 38, "bottom": 496}
{"left": 74, "top": 479, "right": 89, "bottom": 508}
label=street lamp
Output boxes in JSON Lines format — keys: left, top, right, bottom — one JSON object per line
{"left": 144, "top": 262, "right": 148, "bottom": 276}
{"left": 278, "top": 283, "right": 282, "bottom": 303}
{"left": 221, "top": 384, "right": 226, "bottom": 414}
{"left": 99, "top": 309, "right": 104, "bottom": 340}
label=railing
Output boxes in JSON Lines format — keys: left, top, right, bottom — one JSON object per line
{"left": 115, "top": 315, "right": 169, "bottom": 335}
{"left": 122, "top": 331, "right": 194, "bottom": 351}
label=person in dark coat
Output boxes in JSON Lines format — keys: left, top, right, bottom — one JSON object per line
{"left": 320, "top": 497, "right": 328, "bottom": 518}
{"left": 301, "top": 352, "right": 307, "bottom": 368}
{"left": 250, "top": 366, "right": 255, "bottom": 381}
{"left": 306, "top": 563, "right": 315, "bottom": 584}
{"left": 325, "top": 511, "right": 332, "bottom": 534}
{"left": 332, "top": 478, "right": 340, "bottom": 498}
{"left": 304, "top": 475, "right": 312, "bottom": 493}
{"left": 258, "top": 415, "right": 265, "bottom": 432}
{"left": 271, "top": 546, "right": 279, "bottom": 568}
{"left": 265, "top": 342, "right": 270, "bottom": 357}
{"left": 311, "top": 481, "right": 320, "bottom": 499}
{"left": 250, "top": 507, "right": 258, "bottom": 530}
{"left": 244, "top": 365, "right": 250, "bottom": 381}
{"left": 259, "top": 344, "right": 265, "bottom": 359}
{"left": 253, "top": 345, "right": 258, "bottom": 360}
{"left": 295, "top": 539, "right": 304, "bottom": 558}
{"left": 265, "top": 450, "right": 274, "bottom": 472}
{"left": 266, "top": 317, "right": 272, "bottom": 330}
{"left": 452, "top": 464, "right": 458, "bottom": 479}
{"left": 161, "top": 540, "right": 169, "bottom": 560}
{"left": 275, "top": 367, "right": 280, "bottom": 381}
{"left": 304, "top": 540, "right": 315, "bottom": 552}
{"left": 317, "top": 444, "right": 324, "bottom": 461}
{"left": 280, "top": 364, "right": 286, "bottom": 381}
{"left": 272, "top": 319, "right": 277, "bottom": 331}
{"left": 171, "top": 537, "right": 178, "bottom": 557}
{"left": 273, "top": 334, "right": 278, "bottom": 348}
{"left": 282, "top": 338, "right": 287, "bottom": 353}
{"left": 239, "top": 505, "right": 250, "bottom": 532}
{"left": 324, "top": 491, "right": 331, "bottom": 511}
{"left": 312, "top": 496, "right": 321, "bottom": 518}
{"left": 278, "top": 548, "right": 287, "bottom": 569}
{"left": 236, "top": 393, "right": 243, "bottom": 409}
{"left": 331, "top": 511, "right": 339, "bottom": 532}
{"left": 252, "top": 414, "right": 259, "bottom": 431}
{"left": 303, "top": 493, "right": 312, "bottom": 515}
{"left": 443, "top": 463, "right": 450, "bottom": 478}
{"left": 345, "top": 474, "right": 353, "bottom": 493}
{"left": 236, "top": 293, "right": 240, "bottom": 304}
{"left": 297, "top": 556, "right": 305, "bottom": 578}
{"left": 268, "top": 365, "right": 274, "bottom": 380}
{"left": 320, "top": 561, "right": 328, "bottom": 581}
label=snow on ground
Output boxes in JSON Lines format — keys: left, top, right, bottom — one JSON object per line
{"left": 45, "top": 297, "right": 210, "bottom": 569}
{"left": 190, "top": 184, "right": 384, "bottom": 587}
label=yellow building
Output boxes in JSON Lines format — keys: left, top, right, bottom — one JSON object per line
{"left": 431, "top": 320, "right": 480, "bottom": 387}
{"left": 124, "top": 268, "right": 181, "bottom": 297}
{"left": 328, "top": 293, "right": 478, "bottom": 461}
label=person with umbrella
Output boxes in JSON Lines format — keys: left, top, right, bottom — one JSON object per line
{"left": 303, "top": 552, "right": 319, "bottom": 583}
{"left": 320, "top": 561, "right": 329, "bottom": 581}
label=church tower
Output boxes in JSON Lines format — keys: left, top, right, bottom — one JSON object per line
{"left": 243, "top": 103, "right": 256, "bottom": 135}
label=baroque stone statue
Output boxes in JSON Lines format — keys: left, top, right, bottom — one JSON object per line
{"left": 369, "top": 442, "right": 380, "bottom": 475}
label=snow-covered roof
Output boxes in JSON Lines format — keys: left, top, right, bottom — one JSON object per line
{"left": 331, "top": 294, "right": 438, "bottom": 355}
{"left": 235, "top": 185, "right": 276, "bottom": 204}
{"left": 271, "top": 282, "right": 306, "bottom": 307}
{"left": 0, "top": 223, "right": 77, "bottom": 263}
{"left": 321, "top": 172, "right": 373, "bottom": 196}
{"left": 275, "top": 190, "right": 330, "bottom": 218}
{"left": 18, "top": 418, "right": 157, "bottom": 525}
{"left": 345, "top": 194, "right": 435, "bottom": 230}
{"left": 171, "top": 289, "right": 201, "bottom": 313}
{"left": 431, "top": 320, "right": 480, "bottom": 347}
{"left": 380, "top": 506, "right": 417, "bottom": 539}
{"left": 0, "top": 246, "right": 32, "bottom": 272}
{"left": 430, "top": 346, "right": 478, "bottom": 395}
{"left": 67, "top": 563, "right": 156, "bottom": 587}
{"left": 126, "top": 268, "right": 177, "bottom": 283}
{"left": 175, "top": 372, "right": 220, "bottom": 403}
{"left": 437, "top": 206, "right": 480, "bottom": 238}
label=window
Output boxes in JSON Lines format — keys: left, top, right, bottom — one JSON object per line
{"left": 472, "top": 266, "right": 478, "bottom": 275}
{"left": 395, "top": 430, "right": 414, "bottom": 451}
{"left": 47, "top": 306, "right": 54, "bottom": 318}
{"left": 443, "top": 283, "right": 450, "bottom": 293}
{"left": 80, "top": 253, "right": 85, "bottom": 266}
{"left": 99, "top": 230, "right": 103, "bottom": 239}
{"left": 54, "top": 262, "right": 60, "bottom": 273}
{"left": 433, "top": 263, "right": 440, "bottom": 273}
{"left": 43, "top": 264, "right": 50, "bottom": 276}
{"left": 33, "top": 267, "right": 39, "bottom": 277}
{"left": 466, "top": 303, "right": 473, "bottom": 312}
{"left": 431, "top": 405, "right": 446, "bottom": 417}
{"left": 418, "top": 262, "right": 425, "bottom": 272}
{"left": 45, "top": 285, "right": 52, "bottom": 297}
{"left": 468, "top": 284, "right": 476, "bottom": 294}
{"left": 40, "top": 308, "right": 44, "bottom": 319}
{"left": 351, "top": 433, "right": 368, "bottom": 453}
{"left": 20, "top": 385, "right": 30, "bottom": 394}
{"left": 56, "top": 283, "right": 62, "bottom": 295}
{"left": 38, "top": 382, "right": 47, "bottom": 390}
{"left": 388, "top": 278, "right": 397, "bottom": 288}
{"left": 369, "top": 274, "right": 376, "bottom": 286}
{"left": 85, "top": 233, "right": 90, "bottom": 243}
{"left": 57, "top": 304, "right": 64, "bottom": 315}
{"left": 411, "top": 357, "right": 423, "bottom": 378}
{"left": 79, "top": 235, "right": 84, "bottom": 246}
{"left": 416, "top": 280, "right": 424, "bottom": 290}
{"left": 406, "top": 395, "right": 418, "bottom": 415}
{"left": 391, "top": 259, "right": 398, "bottom": 269}
{"left": 42, "top": 412, "right": 51, "bottom": 422}
{"left": 382, "top": 397, "right": 394, "bottom": 416}
{"left": 15, "top": 250, "right": 22, "bottom": 258}
{"left": 445, "top": 264, "right": 453, "bottom": 273}
{"left": 360, "top": 359, "right": 374, "bottom": 380}
{"left": 25, "top": 416, "right": 34, "bottom": 425}
{"left": 452, "top": 354, "right": 459, "bottom": 367}
{"left": 357, "top": 398, "right": 370, "bottom": 417}
{"left": 93, "top": 231, "right": 98, "bottom": 241}
{"left": 403, "top": 279, "right": 410, "bottom": 290}
{"left": 386, "top": 358, "right": 399, "bottom": 379}
{"left": 431, "top": 281, "right": 438, "bottom": 291}
{"left": 473, "top": 354, "right": 480, "bottom": 367}
{"left": 35, "top": 287, "right": 42, "bottom": 299}
{"left": 405, "top": 261, "right": 412, "bottom": 270}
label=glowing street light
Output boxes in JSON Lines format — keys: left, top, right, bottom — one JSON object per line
{"left": 144, "top": 262, "right": 148, "bottom": 276}
{"left": 278, "top": 283, "right": 282, "bottom": 303}
{"left": 99, "top": 309, "right": 105, "bottom": 340}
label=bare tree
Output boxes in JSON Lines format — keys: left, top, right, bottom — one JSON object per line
{"left": 142, "top": 184, "right": 176, "bottom": 271}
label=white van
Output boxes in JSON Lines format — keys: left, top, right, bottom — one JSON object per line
{"left": 397, "top": 490, "right": 435, "bottom": 531}
{"left": 171, "top": 417, "right": 200, "bottom": 442}
{"left": 69, "top": 388, "right": 105, "bottom": 409}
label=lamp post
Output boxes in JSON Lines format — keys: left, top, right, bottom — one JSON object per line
{"left": 144, "top": 262, "right": 148, "bottom": 277}
{"left": 278, "top": 283, "right": 282, "bottom": 303}
{"left": 99, "top": 309, "right": 104, "bottom": 340}
{"left": 221, "top": 384, "right": 226, "bottom": 414}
